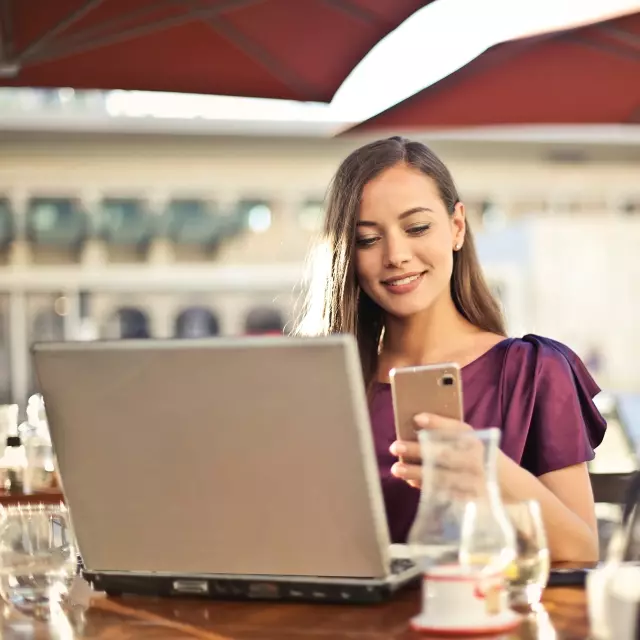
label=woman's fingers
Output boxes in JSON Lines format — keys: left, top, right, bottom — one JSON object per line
{"left": 390, "top": 414, "right": 484, "bottom": 491}
{"left": 413, "top": 412, "right": 473, "bottom": 431}
{"left": 391, "top": 461, "right": 483, "bottom": 496}
{"left": 389, "top": 440, "right": 421, "bottom": 461}
{"left": 390, "top": 439, "right": 484, "bottom": 474}
{"left": 390, "top": 437, "right": 486, "bottom": 495}
{"left": 390, "top": 462, "right": 422, "bottom": 488}
{"left": 436, "top": 440, "right": 485, "bottom": 476}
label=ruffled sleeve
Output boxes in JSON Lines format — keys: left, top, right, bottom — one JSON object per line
{"left": 499, "top": 335, "right": 607, "bottom": 477}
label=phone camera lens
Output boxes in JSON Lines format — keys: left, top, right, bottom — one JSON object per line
{"left": 440, "top": 375, "right": 454, "bottom": 386}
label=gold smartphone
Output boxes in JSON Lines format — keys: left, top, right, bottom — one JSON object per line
{"left": 389, "top": 363, "right": 464, "bottom": 443}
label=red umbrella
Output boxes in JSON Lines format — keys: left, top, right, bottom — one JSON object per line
{"left": 346, "top": 11, "right": 640, "bottom": 132}
{"left": 0, "top": 0, "right": 430, "bottom": 102}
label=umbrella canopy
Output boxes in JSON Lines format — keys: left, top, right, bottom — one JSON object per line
{"left": 0, "top": 0, "right": 429, "bottom": 102}
{"left": 347, "top": 11, "right": 640, "bottom": 132}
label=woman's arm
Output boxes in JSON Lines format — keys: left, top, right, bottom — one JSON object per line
{"left": 497, "top": 454, "right": 598, "bottom": 562}
{"left": 390, "top": 413, "right": 599, "bottom": 562}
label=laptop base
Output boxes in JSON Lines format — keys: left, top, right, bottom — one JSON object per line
{"left": 84, "top": 570, "right": 420, "bottom": 604}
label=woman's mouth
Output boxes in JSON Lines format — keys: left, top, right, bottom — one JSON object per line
{"left": 381, "top": 271, "right": 426, "bottom": 294}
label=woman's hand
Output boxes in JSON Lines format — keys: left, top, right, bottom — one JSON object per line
{"left": 389, "top": 413, "right": 484, "bottom": 498}
{"left": 391, "top": 416, "right": 599, "bottom": 562}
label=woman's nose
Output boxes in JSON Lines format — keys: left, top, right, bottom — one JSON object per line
{"left": 384, "top": 235, "right": 412, "bottom": 268}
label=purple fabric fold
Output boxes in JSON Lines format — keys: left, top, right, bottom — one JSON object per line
{"left": 369, "top": 334, "right": 607, "bottom": 543}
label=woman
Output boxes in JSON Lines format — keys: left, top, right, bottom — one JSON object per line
{"left": 297, "top": 136, "right": 605, "bottom": 562}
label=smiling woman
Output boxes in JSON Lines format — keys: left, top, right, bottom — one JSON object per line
{"left": 301, "top": 136, "right": 504, "bottom": 388}
{"left": 296, "top": 136, "right": 607, "bottom": 563}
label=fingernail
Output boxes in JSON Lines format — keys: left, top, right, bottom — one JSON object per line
{"left": 391, "top": 463, "right": 406, "bottom": 477}
{"left": 390, "top": 442, "right": 407, "bottom": 455}
{"left": 414, "top": 413, "right": 430, "bottom": 427}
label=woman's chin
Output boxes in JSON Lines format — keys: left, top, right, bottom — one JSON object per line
{"left": 381, "top": 299, "right": 433, "bottom": 320}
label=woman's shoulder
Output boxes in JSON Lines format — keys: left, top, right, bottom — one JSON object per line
{"left": 470, "top": 333, "right": 582, "bottom": 377}
{"left": 498, "top": 335, "right": 606, "bottom": 472}
{"left": 502, "top": 333, "right": 579, "bottom": 359}
{"left": 500, "top": 334, "right": 599, "bottom": 394}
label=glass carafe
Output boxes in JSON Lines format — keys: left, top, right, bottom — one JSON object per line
{"left": 407, "top": 428, "right": 518, "bottom": 634}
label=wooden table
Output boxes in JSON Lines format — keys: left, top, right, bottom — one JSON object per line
{"left": 0, "top": 582, "right": 590, "bottom": 639}
{"left": 0, "top": 488, "right": 64, "bottom": 507}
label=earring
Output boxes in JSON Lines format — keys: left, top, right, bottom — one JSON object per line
{"left": 454, "top": 243, "right": 461, "bottom": 251}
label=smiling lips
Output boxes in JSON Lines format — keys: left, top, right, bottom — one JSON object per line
{"left": 381, "top": 271, "right": 426, "bottom": 294}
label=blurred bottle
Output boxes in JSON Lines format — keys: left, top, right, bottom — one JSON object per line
{"left": 0, "top": 404, "right": 22, "bottom": 493}
{"left": 0, "top": 404, "right": 18, "bottom": 448}
{"left": 19, "top": 394, "right": 56, "bottom": 494}
{"left": 0, "top": 436, "right": 27, "bottom": 494}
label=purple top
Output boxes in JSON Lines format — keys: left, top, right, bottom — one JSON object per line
{"left": 369, "top": 334, "right": 607, "bottom": 543}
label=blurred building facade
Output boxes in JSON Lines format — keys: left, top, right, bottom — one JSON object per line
{"left": 0, "top": 106, "right": 639, "bottom": 404}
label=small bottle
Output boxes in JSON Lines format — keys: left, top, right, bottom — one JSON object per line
{"left": 0, "top": 435, "right": 28, "bottom": 494}
{"left": 20, "top": 394, "right": 56, "bottom": 494}
{"left": 23, "top": 424, "right": 55, "bottom": 494}
{"left": 0, "top": 404, "right": 18, "bottom": 448}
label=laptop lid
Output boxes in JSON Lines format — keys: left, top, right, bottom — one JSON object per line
{"left": 32, "top": 335, "right": 392, "bottom": 579}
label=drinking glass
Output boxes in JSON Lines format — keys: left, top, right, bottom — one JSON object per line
{"left": 504, "top": 500, "right": 550, "bottom": 607}
{"left": 0, "top": 504, "right": 77, "bottom": 619}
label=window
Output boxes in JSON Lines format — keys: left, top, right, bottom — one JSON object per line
{"left": 175, "top": 307, "right": 220, "bottom": 338}
{"left": 108, "top": 307, "right": 150, "bottom": 339}
{"left": 27, "top": 197, "right": 87, "bottom": 246}
{"left": 245, "top": 307, "right": 284, "bottom": 335}
{"left": 237, "top": 200, "right": 272, "bottom": 234}
{"left": 100, "top": 198, "right": 152, "bottom": 246}
{"left": 247, "top": 204, "right": 271, "bottom": 233}
{"left": 166, "top": 199, "right": 223, "bottom": 246}
{"left": 0, "top": 199, "right": 14, "bottom": 246}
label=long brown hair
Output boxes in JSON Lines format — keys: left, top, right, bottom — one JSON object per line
{"left": 295, "top": 136, "right": 506, "bottom": 389}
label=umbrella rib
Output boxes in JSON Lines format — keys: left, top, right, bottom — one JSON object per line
{"left": 207, "top": 15, "right": 319, "bottom": 99}
{"left": 23, "top": 0, "right": 265, "bottom": 66}
{"left": 21, "top": 0, "right": 206, "bottom": 62}
{"left": 21, "top": 0, "right": 191, "bottom": 62}
{"left": 319, "top": 0, "right": 387, "bottom": 26}
{"left": 31, "top": 0, "right": 192, "bottom": 57}
{"left": 17, "top": 0, "right": 106, "bottom": 62}
{"left": 595, "top": 25, "right": 640, "bottom": 51}
{"left": 26, "top": 0, "right": 260, "bottom": 60}
{"left": 566, "top": 33, "right": 640, "bottom": 62}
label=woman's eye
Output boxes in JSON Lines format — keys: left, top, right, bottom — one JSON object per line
{"left": 356, "top": 236, "right": 379, "bottom": 247}
{"left": 406, "top": 224, "right": 431, "bottom": 236}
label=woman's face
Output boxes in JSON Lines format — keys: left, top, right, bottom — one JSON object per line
{"left": 355, "top": 162, "right": 465, "bottom": 319}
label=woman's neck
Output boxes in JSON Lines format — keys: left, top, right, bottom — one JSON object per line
{"left": 380, "top": 295, "right": 482, "bottom": 371}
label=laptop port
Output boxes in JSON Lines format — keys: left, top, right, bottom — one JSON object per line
{"left": 172, "top": 580, "right": 209, "bottom": 595}
{"left": 248, "top": 582, "right": 280, "bottom": 599}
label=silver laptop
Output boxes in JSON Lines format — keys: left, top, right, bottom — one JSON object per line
{"left": 32, "top": 335, "right": 418, "bottom": 603}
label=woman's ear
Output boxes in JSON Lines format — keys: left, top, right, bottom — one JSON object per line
{"left": 451, "top": 202, "right": 466, "bottom": 250}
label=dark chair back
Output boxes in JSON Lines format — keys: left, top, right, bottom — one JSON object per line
{"left": 590, "top": 472, "right": 640, "bottom": 561}
{"left": 590, "top": 472, "right": 636, "bottom": 506}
